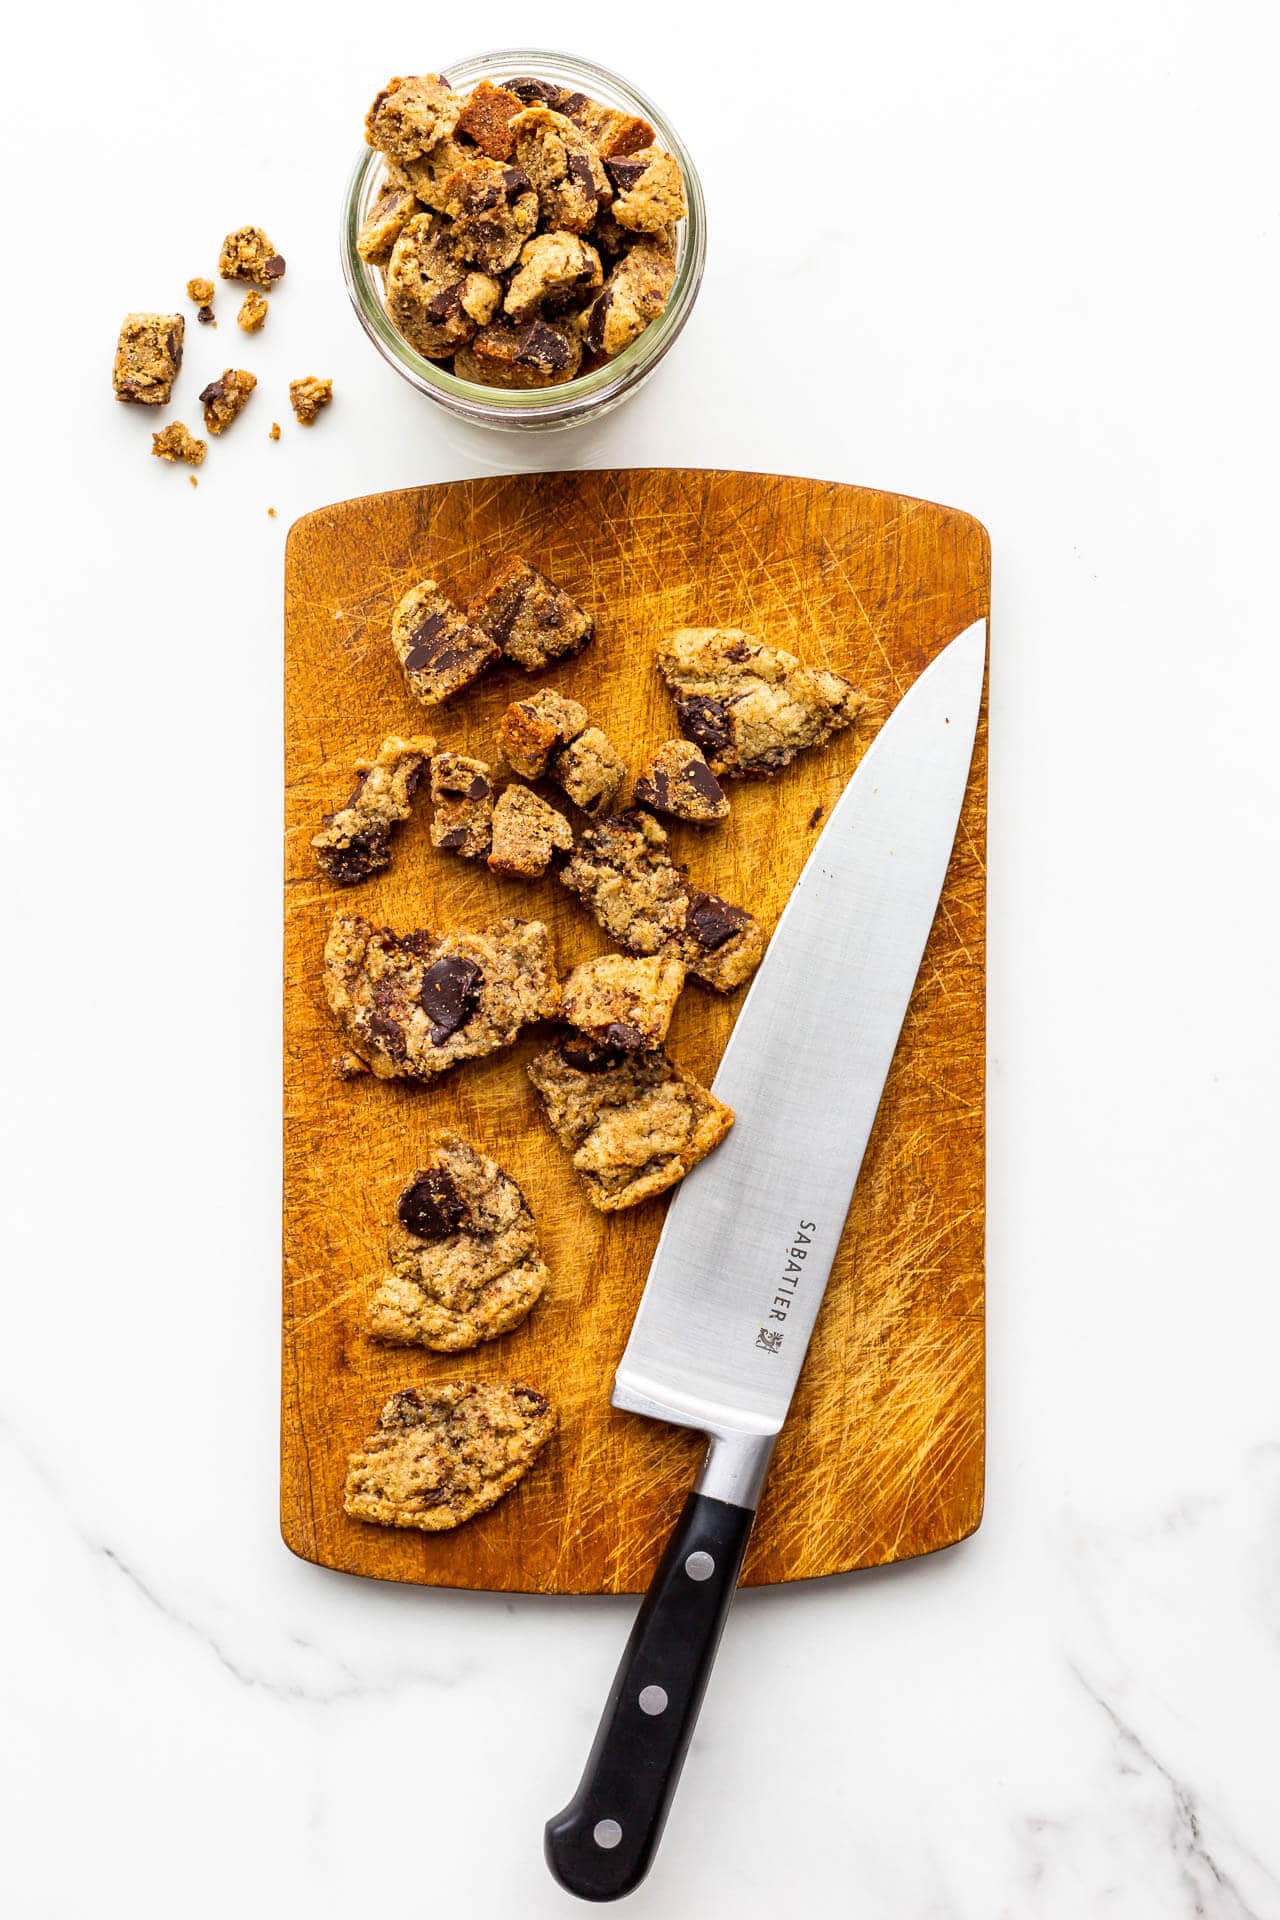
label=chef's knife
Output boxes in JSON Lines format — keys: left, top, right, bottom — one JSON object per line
{"left": 544, "top": 618, "right": 988, "bottom": 1902}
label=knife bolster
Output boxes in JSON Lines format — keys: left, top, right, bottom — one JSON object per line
{"left": 695, "top": 1429, "right": 776, "bottom": 1510}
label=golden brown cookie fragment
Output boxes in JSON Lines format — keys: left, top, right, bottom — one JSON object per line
{"left": 150, "top": 421, "right": 206, "bottom": 467}
{"left": 368, "top": 1134, "right": 549, "bottom": 1351}
{"left": 567, "top": 97, "right": 656, "bottom": 159}
{"left": 391, "top": 579, "right": 499, "bottom": 709}
{"left": 454, "top": 318, "right": 582, "bottom": 389}
{"left": 633, "top": 740, "right": 729, "bottom": 823}
{"left": 289, "top": 376, "right": 333, "bottom": 424}
{"left": 443, "top": 158, "right": 539, "bottom": 273}
{"left": 429, "top": 752, "right": 494, "bottom": 859}
{"left": 365, "top": 74, "right": 464, "bottom": 163}
{"left": 344, "top": 1382, "right": 556, "bottom": 1531}
{"left": 562, "top": 952, "right": 686, "bottom": 1051}
{"left": 504, "top": 231, "right": 602, "bottom": 322}
{"left": 510, "top": 107, "right": 609, "bottom": 233}
{"left": 497, "top": 689, "right": 589, "bottom": 779}
{"left": 357, "top": 182, "right": 420, "bottom": 264}
{"left": 218, "top": 226, "right": 286, "bottom": 287}
{"left": 113, "top": 314, "right": 184, "bottom": 405}
{"left": 324, "top": 911, "right": 561, "bottom": 1080}
{"left": 553, "top": 727, "right": 627, "bottom": 817}
{"left": 311, "top": 735, "right": 434, "bottom": 886}
{"left": 455, "top": 79, "right": 524, "bottom": 159}
{"left": 528, "top": 1039, "right": 732, "bottom": 1211}
{"left": 237, "top": 290, "right": 268, "bottom": 333}
{"left": 606, "top": 149, "right": 688, "bottom": 234}
{"left": 386, "top": 214, "right": 502, "bottom": 359}
{"left": 488, "top": 784, "right": 574, "bottom": 879}
{"left": 560, "top": 810, "right": 766, "bottom": 991}
{"left": 198, "top": 367, "right": 256, "bottom": 435}
{"left": 658, "top": 629, "right": 862, "bottom": 777}
{"left": 584, "top": 240, "right": 675, "bottom": 359}
{"left": 186, "top": 276, "right": 214, "bottom": 305}
{"left": 468, "top": 557, "right": 595, "bottom": 672}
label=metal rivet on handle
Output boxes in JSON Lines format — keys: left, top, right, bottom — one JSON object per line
{"left": 685, "top": 1551, "right": 715, "bottom": 1582}
{"left": 593, "top": 1819, "right": 623, "bottom": 1850}
{"left": 638, "top": 1685, "right": 669, "bottom": 1715}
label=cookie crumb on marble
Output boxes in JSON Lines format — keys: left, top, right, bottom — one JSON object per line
{"left": 150, "top": 421, "right": 207, "bottom": 467}
{"left": 289, "top": 376, "right": 333, "bottom": 424}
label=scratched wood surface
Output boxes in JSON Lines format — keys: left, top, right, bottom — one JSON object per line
{"left": 282, "top": 469, "right": 989, "bottom": 1593}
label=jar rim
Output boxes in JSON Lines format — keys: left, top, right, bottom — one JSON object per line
{"left": 340, "top": 47, "right": 707, "bottom": 429}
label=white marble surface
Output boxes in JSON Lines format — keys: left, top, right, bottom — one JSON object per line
{"left": 2, "top": 1, "right": 1278, "bottom": 1914}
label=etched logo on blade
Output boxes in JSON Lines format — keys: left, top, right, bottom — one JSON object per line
{"left": 754, "top": 1219, "right": 816, "bottom": 1353}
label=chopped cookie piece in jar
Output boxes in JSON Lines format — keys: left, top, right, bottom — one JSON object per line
{"left": 237, "top": 290, "right": 268, "bottom": 332}
{"left": 368, "top": 1134, "right": 549, "bottom": 1352}
{"left": 453, "top": 318, "right": 581, "bottom": 388}
{"left": 566, "top": 97, "right": 655, "bottom": 158}
{"left": 560, "top": 809, "right": 766, "bottom": 990}
{"left": 365, "top": 73, "right": 464, "bottom": 163}
{"left": 487, "top": 784, "right": 574, "bottom": 879}
{"left": 311, "top": 735, "right": 434, "bottom": 886}
{"left": 527, "top": 1040, "right": 733, "bottom": 1211}
{"left": 386, "top": 214, "right": 501, "bottom": 358}
{"left": 456, "top": 79, "right": 524, "bottom": 158}
{"left": 150, "top": 421, "right": 206, "bottom": 467}
{"left": 606, "top": 148, "right": 688, "bottom": 233}
{"left": 391, "top": 580, "right": 499, "bottom": 708}
{"left": 217, "top": 226, "right": 286, "bottom": 287}
{"left": 561, "top": 952, "right": 686, "bottom": 1051}
{"left": 504, "top": 231, "right": 602, "bottom": 321}
{"left": 552, "top": 726, "right": 627, "bottom": 817}
{"left": 112, "top": 313, "right": 184, "bottom": 405}
{"left": 584, "top": 239, "right": 675, "bottom": 359}
{"left": 199, "top": 367, "right": 256, "bottom": 434}
{"left": 391, "top": 141, "right": 471, "bottom": 212}
{"left": 356, "top": 181, "right": 420, "bottom": 264}
{"left": 497, "top": 689, "right": 588, "bottom": 779}
{"left": 429, "top": 751, "right": 494, "bottom": 859}
{"left": 510, "top": 107, "right": 609, "bottom": 234}
{"left": 344, "top": 1382, "right": 556, "bottom": 1531}
{"left": 658, "top": 628, "right": 862, "bottom": 776}
{"left": 632, "top": 739, "right": 729, "bottom": 823}
{"left": 289, "top": 376, "right": 333, "bottom": 424}
{"left": 468, "top": 557, "right": 594, "bottom": 671}
{"left": 443, "top": 158, "right": 539, "bottom": 273}
{"left": 323, "top": 911, "right": 561, "bottom": 1080}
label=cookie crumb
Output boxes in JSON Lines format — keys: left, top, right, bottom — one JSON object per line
{"left": 199, "top": 367, "right": 257, "bottom": 434}
{"left": 113, "top": 313, "right": 184, "bottom": 405}
{"left": 151, "top": 421, "right": 207, "bottom": 466}
{"left": 808, "top": 804, "right": 825, "bottom": 829}
{"left": 186, "top": 276, "right": 215, "bottom": 304}
{"left": 189, "top": 475, "right": 198, "bottom": 488}
{"left": 268, "top": 507, "right": 277, "bottom": 518}
{"left": 269, "top": 421, "right": 281, "bottom": 441}
{"left": 218, "top": 226, "right": 286, "bottom": 287}
{"left": 237, "top": 289, "right": 269, "bottom": 332}
{"left": 197, "top": 306, "right": 216, "bottom": 326}
{"left": 288, "top": 376, "right": 333, "bottom": 425}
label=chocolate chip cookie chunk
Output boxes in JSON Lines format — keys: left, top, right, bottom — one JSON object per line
{"left": 391, "top": 579, "right": 499, "bottom": 708}
{"left": 324, "top": 912, "right": 561, "bottom": 1080}
{"left": 150, "top": 421, "right": 206, "bottom": 466}
{"left": 199, "top": 367, "right": 256, "bottom": 435}
{"left": 429, "top": 752, "right": 494, "bottom": 859}
{"left": 311, "top": 735, "right": 434, "bottom": 886}
{"left": 633, "top": 740, "right": 729, "bottom": 823}
{"left": 510, "top": 106, "right": 609, "bottom": 234}
{"left": 606, "top": 149, "right": 688, "bottom": 233}
{"left": 527, "top": 1040, "right": 732, "bottom": 1211}
{"left": 357, "top": 181, "right": 419, "bottom": 264}
{"left": 386, "top": 214, "right": 502, "bottom": 359}
{"left": 497, "top": 689, "right": 589, "bottom": 779}
{"left": 487, "top": 784, "right": 574, "bottom": 878}
{"left": 553, "top": 728, "right": 627, "bottom": 817}
{"left": 365, "top": 73, "right": 464, "bottom": 163}
{"left": 559, "top": 810, "right": 766, "bottom": 991}
{"left": 658, "top": 629, "right": 862, "bottom": 777}
{"left": 468, "top": 557, "right": 595, "bottom": 672}
{"left": 113, "top": 313, "right": 184, "bottom": 405}
{"left": 217, "top": 226, "right": 286, "bottom": 287}
{"left": 455, "top": 80, "right": 524, "bottom": 159}
{"left": 454, "top": 318, "right": 582, "bottom": 387}
{"left": 442, "top": 158, "right": 539, "bottom": 273}
{"left": 344, "top": 1382, "right": 556, "bottom": 1531}
{"left": 584, "top": 238, "right": 675, "bottom": 359}
{"left": 562, "top": 952, "right": 686, "bottom": 1051}
{"left": 289, "top": 376, "right": 333, "bottom": 424}
{"left": 504, "top": 231, "right": 602, "bottom": 321}
{"left": 368, "top": 1134, "right": 549, "bottom": 1351}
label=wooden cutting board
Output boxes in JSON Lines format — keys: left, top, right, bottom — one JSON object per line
{"left": 282, "top": 468, "right": 989, "bottom": 1594}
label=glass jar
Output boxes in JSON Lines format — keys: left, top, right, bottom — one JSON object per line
{"left": 340, "top": 49, "right": 706, "bottom": 432}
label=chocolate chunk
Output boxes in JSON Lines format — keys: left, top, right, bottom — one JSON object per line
{"left": 560, "top": 1036, "right": 625, "bottom": 1073}
{"left": 367, "top": 1013, "right": 407, "bottom": 1060}
{"left": 561, "top": 91, "right": 589, "bottom": 116}
{"left": 263, "top": 255, "right": 287, "bottom": 280}
{"left": 515, "top": 320, "right": 571, "bottom": 371}
{"left": 585, "top": 288, "right": 614, "bottom": 356}
{"left": 505, "top": 76, "right": 563, "bottom": 106}
{"left": 677, "top": 695, "right": 733, "bottom": 761}
{"left": 685, "top": 760, "right": 725, "bottom": 807}
{"left": 403, "top": 611, "right": 449, "bottom": 669}
{"left": 808, "top": 804, "right": 825, "bottom": 829}
{"left": 566, "top": 152, "right": 600, "bottom": 203}
{"left": 420, "top": 955, "right": 483, "bottom": 1043}
{"left": 196, "top": 304, "right": 215, "bottom": 325}
{"left": 465, "top": 773, "right": 491, "bottom": 799}
{"left": 503, "top": 166, "right": 532, "bottom": 196}
{"left": 198, "top": 378, "right": 226, "bottom": 404}
{"left": 397, "top": 1167, "right": 469, "bottom": 1239}
{"left": 425, "top": 281, "right": 465, "bottom": 322}
{"left": 633, "top": 766, "right": 670, "bottom": 811}
{"left": 605, "top": 155, "right": 649, "bottom": 192}
{"left": 437, "top": 826, "right": 468, "bottom": 849}
{"left": 324, "top": 828, "right": 390, "bottom": 886}
{"left": 684, "top": 891, "right": 749, "bottom": 951}
{"left": 603, "top": 1021, "right": 646, "bottom": 1050}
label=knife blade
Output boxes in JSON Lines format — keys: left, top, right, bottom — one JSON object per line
{"left": 545, "top": 617, "right": 987, "bottom": 1901}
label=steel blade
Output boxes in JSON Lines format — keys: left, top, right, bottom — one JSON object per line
{"left": 612, "top": 619, "right": 986, "bottom": 1439}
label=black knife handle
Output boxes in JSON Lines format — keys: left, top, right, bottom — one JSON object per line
{"left": 545, "top": 1491, "right": 755, "bottom": 1902}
